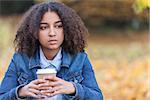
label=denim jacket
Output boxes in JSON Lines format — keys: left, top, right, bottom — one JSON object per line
{"left": 0, "top": 49, "right": 103, "bottom": 100}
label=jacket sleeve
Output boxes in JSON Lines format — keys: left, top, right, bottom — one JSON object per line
{"left": 65, "top": 53, "right": 103, "bottom": 100}
{"left": 0, "top": 54, "right": 25, "bottom": 100}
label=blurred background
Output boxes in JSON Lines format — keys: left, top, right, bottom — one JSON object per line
{"left": 0, "top": 0, "right": 149, "bottom": 100}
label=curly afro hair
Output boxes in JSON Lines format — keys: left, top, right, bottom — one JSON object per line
{"left": 14, "top": 2, "right": 88, "bottom": 57}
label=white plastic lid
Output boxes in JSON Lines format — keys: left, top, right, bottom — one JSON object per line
{"left": 36, "top": 68, "right": 57, "bottom": 75}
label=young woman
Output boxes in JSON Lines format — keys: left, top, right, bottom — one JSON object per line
{"left": 0, "top": 2, "right": 103, "bottom": 100}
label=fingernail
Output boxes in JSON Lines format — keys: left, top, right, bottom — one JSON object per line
{"left": 41, "top": 90, "right": 44, "bottom": 93}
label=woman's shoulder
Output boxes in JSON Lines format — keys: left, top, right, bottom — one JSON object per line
{"left": 63, "top": 50, "right": 88, "bottom": 58}
{"left": 62, "top": 50, "right": 89, "bottom": 64}
{"left": 12, "top": 51, "right": 30, "bottom": 61}
{"left": 75, "top": 51, "right": 88, "bottom": 58}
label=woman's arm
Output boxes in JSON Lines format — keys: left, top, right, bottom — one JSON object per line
{"left": 0, "top": 54, "right": 48, "bottom": 100}
{"left": 65, "top": 55, "right": 103, "bottom": 100}
{"left": 0, "top": 57, "right": 21, "bottom": 100}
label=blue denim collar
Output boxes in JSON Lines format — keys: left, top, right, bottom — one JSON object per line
{"left": 29, "top": 48, "right": 41, "bottom": 69}
{"left": 60, "top": 49, "right": 72, "bottom": 68}
{"left": 29, "top": 48, "right": 72, "bottom": 69}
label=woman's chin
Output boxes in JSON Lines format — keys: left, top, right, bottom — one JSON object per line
{"left": 47, "top": 45, "right": 60, "bottom": 50}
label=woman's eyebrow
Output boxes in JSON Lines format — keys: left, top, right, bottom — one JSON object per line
{"left": 40, "top": 21, "right": 62, "bottom": 25}
{"left": 40, "top": 23, "right": 48, "bottom": 25}
{"left": 55, "top": 21, "right": 62, "bottom": 24}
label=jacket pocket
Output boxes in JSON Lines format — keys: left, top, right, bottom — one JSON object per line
{"left": 17, "top": 72, "right": 33, "bottom": 85}
{"left": 65, "top": 71, "right": 84, "bottom": 83}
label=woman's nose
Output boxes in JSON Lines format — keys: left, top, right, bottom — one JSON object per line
{"left": 48, "top": 27, "right": 56, "bottom": 37}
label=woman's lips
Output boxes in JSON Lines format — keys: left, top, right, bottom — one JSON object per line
{"left": 48, "top": 40, "right": 57, "bottom": 44}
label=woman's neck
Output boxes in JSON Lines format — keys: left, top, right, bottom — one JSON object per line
{"left": 41, "top": 47, "right": 60, "bottom": 60}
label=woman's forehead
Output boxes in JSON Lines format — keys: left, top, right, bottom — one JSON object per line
{"left": 41, "top": 11, "right": 61, "bottom": 22}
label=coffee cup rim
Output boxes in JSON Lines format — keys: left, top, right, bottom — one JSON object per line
{"left": 36, "top": 68, "right": 57, "bottom": 75}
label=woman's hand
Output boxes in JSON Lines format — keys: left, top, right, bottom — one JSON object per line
{"left": 18, "top": 79, "right": 46, "bottom": 99}
{"left": 39, "top": 76, "right": 76, "bottom": 97}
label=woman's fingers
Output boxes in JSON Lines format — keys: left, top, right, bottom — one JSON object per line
{"left": 29, "top": 79, "right": 48, "bottom": 90}
{"left": 28, "top": 92, "right": 45, "bottom": 99}
{"left": 50, "top": 89, "right": 62, "bottom": 97}
{"left": 27, "top": 83, "right": 46, "bottom": 99}
{"left": 18, "top": 79, "right": 48, "bottom": 99}
{"left": 26, "top": 77, "right": 75, "bottom": 97}
{"left": 44, "top": 92, "right": 59, "bottom": 97}
{"left": 28, "top": 88, "right": 40, "bottom": 95}
{"left": 41, "top": 88, "right": 54, "bottom": 94}
{"left": 44, "top": 76, "right": 60, "bottom": 82}
{"left": 27, "top": 92, "right": 39, "bottom": 98}
{"left": 39, "top": 81, "right": 62, "bottom": 88}
{"left": 41, "top": 89, "right": 61, "bottom": 97}
{"left": 40, "top": 85, "right": 62, "bottom": 97}
{"left": 28, "top": 83, "right": 40, "bottom": 90}
{"left": 51, "top": 85, "right": 62, "bottom": 92}
{"left": 32, "top": 79, "right": 46, "bottom": 85}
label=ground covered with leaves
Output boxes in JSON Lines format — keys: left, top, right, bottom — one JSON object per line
{"left": 0, "top": 16, "right": 149, "bottom": 100}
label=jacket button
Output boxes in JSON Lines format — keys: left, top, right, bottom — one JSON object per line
{"left": 74, "top": 79, "right": 78, "bottom": 83}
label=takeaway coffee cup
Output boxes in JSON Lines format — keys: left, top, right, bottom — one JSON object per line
{"left": 36, "top": 68, "right": 57, "bottom": 79}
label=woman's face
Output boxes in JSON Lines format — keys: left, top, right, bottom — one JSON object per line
{"left": 38, "top": 11, "right": 64, "bottom": 51}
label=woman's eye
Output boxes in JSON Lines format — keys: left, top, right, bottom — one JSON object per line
{"left": 40, "top": 26, "right": 48, "bottom": 30}
{"left": 55, "top": 25, "right": 63, "bottom": 28}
